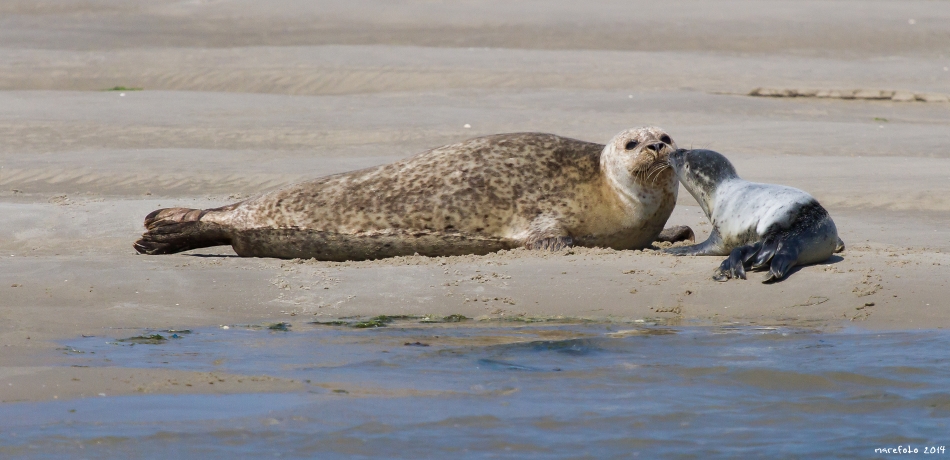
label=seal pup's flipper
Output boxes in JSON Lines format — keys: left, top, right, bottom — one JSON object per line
{"left": 134, "top": 207, "right": 231, "bottom": 255}
{"left": 763, "top": 244, "right": 802, "bottom": 284}
{"left": 835, "top": 237, "right": 846, "bottom": 253}
{"left": 663, "top": 228, "right": 727, "bottom": 256}
{"left": 717, "top": 232, "right": 803, "bottom": 284}
{"left": 713, "top": 233, "right": 802, "bottom": 283}
{"left": 749, "top": 235, "right": 782, "bottom": 270}
{"left": 713, "top": 242, "right": 763, "bottom": 281}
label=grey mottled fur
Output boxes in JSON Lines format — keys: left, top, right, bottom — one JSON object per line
{"left": 135, "top": 128, "right": 684, "bottom": 261}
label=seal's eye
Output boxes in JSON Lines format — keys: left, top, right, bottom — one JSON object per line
{"left": 660, "top": 135, "right": 672, "bottom": 144}
{"left": 625, "top": 140, "right": 639, "bottom": 150}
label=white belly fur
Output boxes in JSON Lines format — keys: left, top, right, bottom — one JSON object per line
{"left": 711, "top": 180, "right": 814, "bottom": 240}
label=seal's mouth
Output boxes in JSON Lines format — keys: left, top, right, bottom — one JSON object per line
{"left": 637, "top": 149, "right": 675, "bottom": 184}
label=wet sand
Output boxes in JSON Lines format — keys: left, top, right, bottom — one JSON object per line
{"left": 1, "top": 0, "right": 949, "bottom": 402}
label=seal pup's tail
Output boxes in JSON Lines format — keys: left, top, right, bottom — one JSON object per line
{"left": 133, "top": 207, "right": 232, "bottom": 255}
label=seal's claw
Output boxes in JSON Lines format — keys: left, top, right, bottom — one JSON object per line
{"left": 134, "top": 239, "right": 172, "bottom": 255}
{"left": 135, "top": 208, "right": 231, "bottom": 255}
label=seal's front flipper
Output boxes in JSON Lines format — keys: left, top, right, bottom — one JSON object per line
{"left": 713, "top": 242, "right": 762, "bottom": 281}
{"left": 835, "top": 237, "right": 846, "bottom": 253}
{"left": 655, "top": 226, "right": 695, "bottom": 244}
{"left": 664, "top": 229, "right": 726, "bottom": 256}
{"left": 134, "top": 207, "right": 231, "bottom": 255}
{"left": 527, "top": 236, "right": 574, "bottom": 251}
{"left": 523, "top": 215, "right": 573, "bottom": 251}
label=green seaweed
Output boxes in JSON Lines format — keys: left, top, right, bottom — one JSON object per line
{"left": 441, "top": 314, "right": 469, "bottom": 323}
{"left": 229, "top": 323, "right": 293, "bottom": 330}
{"left": 376, "top": 315, "right": 421, "bottom": 321}
{"left": 117, "top": 334, "right": 167, "bottom": 344}
{"left": 312, "top": 314, "right": 472, "bottom": 328}
{"left": 348, "top": 315, "right": 426, "bottom": 328}
{"left": 163, "top": 329, "right": 192, "bottom": 339}
{"left": 350, "top": 316, "right": 392, "bottom": 328}
{"left": 487, "top": 315, "right": 576, "bottom": 324}
{"left": 267, "top": 322, "right": 291, "bottom": 331}
{"left": 369, "top": 315, "right": 431, "bottom": 327}
{"left": 314, "top": 314, "right": 668, "bottom": 329}
{"left": 310, "top": 320, "right": 350, "bottom": 326}
{"left": 419, "top": 314, "right": 470, "bottom": 323}
{"left": 104, "top": 86, "right": 143, "bottom": 91}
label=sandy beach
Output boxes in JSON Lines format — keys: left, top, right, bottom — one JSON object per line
{"left": 1, "top": 0, "right": 948, "bottom": 403}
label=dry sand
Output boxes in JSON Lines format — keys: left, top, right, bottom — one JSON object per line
{"left": 0, "top": 0, "right": 948, "bottom": 401}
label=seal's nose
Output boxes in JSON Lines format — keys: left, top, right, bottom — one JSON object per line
{"left": 668, "top": 148, "right": 686, "bottom": 163}
{"left": 647, "top": 143, "right": 665, "bottom": 152}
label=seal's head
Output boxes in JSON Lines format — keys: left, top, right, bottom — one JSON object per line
{"left": 601, "top": 127, "right": 678, "bottom": 198}
{"left": 667, "top": 148, "right": 740, "bottom": 214}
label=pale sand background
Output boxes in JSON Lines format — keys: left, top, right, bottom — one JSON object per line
{"left": 0, "top": 0, "right": 948, "bottom": 401}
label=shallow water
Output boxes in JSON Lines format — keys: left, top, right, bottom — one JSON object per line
{"left": 2, "top": 321, "right": 949, "bottom": 459}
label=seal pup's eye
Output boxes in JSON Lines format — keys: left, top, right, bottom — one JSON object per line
{"left": 625, "top": 140, "right": 639, "bottom": 150}
{"left": 660, "top": 135, "right": 672, "bottom": 144}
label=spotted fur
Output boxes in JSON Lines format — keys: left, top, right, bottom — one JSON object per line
{"left": 134, "top": 128, "right": 680, "bottom": 261}
{"left": 664, "top": 148, "right": 844, "bottom": 282}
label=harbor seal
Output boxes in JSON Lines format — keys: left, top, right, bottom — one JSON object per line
{"left": 664, "top": 148, "right": 844, "bottom": 283}
{"left": 134, "top": 128, "right": 689, "bottom": 261}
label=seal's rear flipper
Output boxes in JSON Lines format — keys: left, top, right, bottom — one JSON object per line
{"left": 763, "top": 245, "right": 801, "bottom": 284}
{"left": 749, "top": 236, "right": 780, "bottom": 270}
{"left": 134, "top": 207, "right": 231, "bottom": 255}
{"left": 713, "top": 242, "right": 762, "bottom": 281}
{"left": 835, "top": 237, "right": 846, "bottom": 253}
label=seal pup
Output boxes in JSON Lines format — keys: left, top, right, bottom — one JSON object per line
{"left": 664, "top": 148, "right": 844, "bottom": 283}
{"left": 135, "top": 128, "right": 689, "bottom": 261}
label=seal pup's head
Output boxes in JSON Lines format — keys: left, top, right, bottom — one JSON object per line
{"left": 667, "top": 148, "right": 740, "bottom": 213}
{"left": 601, "top": 127, "right": 678, "bottom": 201}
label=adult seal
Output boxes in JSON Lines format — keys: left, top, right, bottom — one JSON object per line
{"left": 134, "top": 128, "right": 691, "bottom": 261}
{"left": 664, "top": 148, "right": 844, "bottom": 282}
